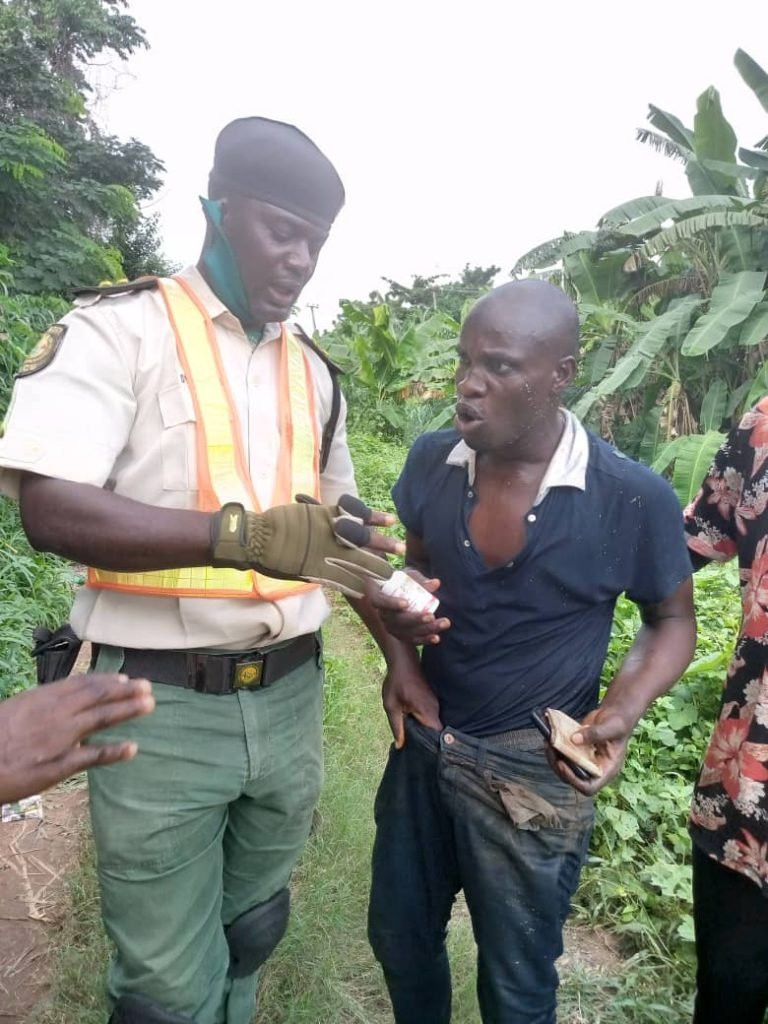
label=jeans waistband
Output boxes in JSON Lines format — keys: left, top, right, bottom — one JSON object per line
{"left": 405, "top": 717, "right": 546, "bottom": 755}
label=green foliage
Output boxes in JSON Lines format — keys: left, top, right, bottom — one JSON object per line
{"left": 0, "top": 290, "right": 71, "bottom": 415}
{"left": 370, "top": 264, "right": 499, "bottom": 322}
{"left": 322, "top": 265, "right": 499, "bottom": 445}
{"left": 0, "top": 0, "right": 168, "bottom": 292}
{"left": 575, "top": 563, "right": 740, "bottom": 959}
{"left": 324, "top": 300, "right": 460, "bottom": 443}
{"left": 0, "top": 498, "right": 78, "bottom": 699}
{"left": 514, "top": 48, "right": 768, "bottom": 480}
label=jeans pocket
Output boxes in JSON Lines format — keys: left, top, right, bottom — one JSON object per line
{"left": 483, "top": 765, "right": 593, "bottom": 835}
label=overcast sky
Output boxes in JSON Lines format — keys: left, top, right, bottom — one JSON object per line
{"left": 95, "top": 1, "right": 768, "bottom": 330}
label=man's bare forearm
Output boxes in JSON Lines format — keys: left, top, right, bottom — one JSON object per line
{"left": 20, "top": 473, "right": 212, "bottom": 571}
{"left": 601, "top": 581, "right": 696, "bottom": 728}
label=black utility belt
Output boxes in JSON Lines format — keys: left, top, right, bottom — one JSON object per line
{"left": 109, "top": 632, "right": 320, "bottom": 696}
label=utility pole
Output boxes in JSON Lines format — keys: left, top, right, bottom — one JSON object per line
{"left": 307, "top": 304, "right": 319, "bottom": 333}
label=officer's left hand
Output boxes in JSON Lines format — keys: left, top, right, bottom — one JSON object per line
{"left": 548, "top": 706, "right": 632, "bottom": 796}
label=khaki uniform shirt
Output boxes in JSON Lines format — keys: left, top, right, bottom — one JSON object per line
{"left": 0, "top": 266, "right": 357, "bottom": 649}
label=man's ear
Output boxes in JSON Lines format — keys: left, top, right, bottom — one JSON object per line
{"left": 553, "top": 355, "right": 577, "bottom": 394}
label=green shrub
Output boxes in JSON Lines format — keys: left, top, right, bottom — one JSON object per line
{"left": 1, "top": 291, "right": 71, "bottom": 415}
{"left": 0, "top": 498, "right": 77, "bottom": 698}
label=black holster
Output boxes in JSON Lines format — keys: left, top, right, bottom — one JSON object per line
{"left": 31, "top": 623, "right": 82, "bottom": 684}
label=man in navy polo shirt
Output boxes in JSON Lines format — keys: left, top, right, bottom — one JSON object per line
{"left": 366, "top": 279, "right": 696, "bottom": 1024}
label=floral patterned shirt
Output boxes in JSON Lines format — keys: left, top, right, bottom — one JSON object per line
{"left": 685, "top": 396, "right": 768, "bottom": 892}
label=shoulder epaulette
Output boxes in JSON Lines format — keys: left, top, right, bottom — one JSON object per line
{"left": 292, "top": 324, "right": 344, "bottom": 376}
{"left": 72, "top": 277, "right": 160, "bottom": 299}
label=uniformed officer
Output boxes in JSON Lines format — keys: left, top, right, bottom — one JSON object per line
{"left": 0, "top": 117, "right": 396, "bottom": 1024}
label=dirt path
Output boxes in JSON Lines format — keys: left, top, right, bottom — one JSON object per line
{"left": 0, "top": 787, "right": 88, "bottom": 1023}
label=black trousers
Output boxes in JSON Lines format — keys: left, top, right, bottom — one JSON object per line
{"left": 693, "top": 842, "right": 768, "bottom": 1024}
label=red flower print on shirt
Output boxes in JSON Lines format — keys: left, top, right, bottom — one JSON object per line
{"left": 741, "top": 535, "right": 768, "bottom": 640}
{"left": 699, "top": 704, "right": 768, "bottom": 801}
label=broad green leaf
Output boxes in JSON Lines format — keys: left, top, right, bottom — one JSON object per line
{"left": 737, "top": 147, "right": 768, "bottom": 170}
{"left": 595, "top": 299, "right": 699, "bottom": 396}
{"left": 652, "top": 434, "right": 700, "bottom": 474}
{"left": 570, "top": 388, "right": 600, "bottom": 420}
{"left": 738, "top": 302, "right": 768, "bottom": 346}
{"left": 598, "top": 196, "right": 670, "bottom": 228}
{"left": 699, "top": 378, "right": 728, "bottom": 431}
{"left": 647, "top": 104, "right": 695, "bottom": 151}
{"left": 638, "top": 407, "right": 663, "bottom": 466}
{"left": 682, "top": 271, "right": 766, "bottom": 355}
{"left": 616, "top": 195, "right": 747, "bottom": 237}
{"left": 701, "top": 158, "right": 761, "bottom": 179}
{"left": 640, "top": 211, "right": 768, "bottom": 260}
{"left": 510, "top": 235, "right": 566, "bottom": 276}
{"left": 718, "top": 225, "right": 761, "bottom": 271}
{"left": 691, "top": 88, "right": 739, "bottom": 195}
{"left": 587, "top": 336, "right": 619, "bottom": 386}
{"left": 563, "top": 248, "right": 601, "bottom": 305}
{"left": 735, "top": 49, "right": 768, "bottom": 115}
{"left": 671, "top": 432, "right": 729, "bottom": 505}
{"left": 596, "top": 352, "right": 644, "bottom": 394}
{"left": 741, "top": 362, "right": 768, "bottom": 414}
{"left": 728, "top": 378, "right": 754, "bottom": 415}
{"left": 677, "top": 915, "right": 695, "bottom": 943}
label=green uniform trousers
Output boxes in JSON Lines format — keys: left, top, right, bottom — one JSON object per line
{"left": 87, "top": 646, "right": 324, "bottom": 1024}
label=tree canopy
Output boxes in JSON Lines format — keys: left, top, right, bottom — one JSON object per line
{"left": 0, "top": 0, "right": 171, "bottom": 293}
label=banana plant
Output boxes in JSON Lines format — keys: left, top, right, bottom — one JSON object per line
{"left": 511, "top": 48, "right": 768, "bottom": 483}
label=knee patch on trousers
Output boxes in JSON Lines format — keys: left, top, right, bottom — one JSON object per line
{"left": 109, "top": 993, "right": 197, "bottom": 1023}
{"left": 225, "top": 888, "right": 290, "bottom": 978}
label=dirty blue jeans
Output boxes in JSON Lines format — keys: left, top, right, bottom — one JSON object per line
{"left": 368, "top": 718, "right": 594, "bottom": 1024}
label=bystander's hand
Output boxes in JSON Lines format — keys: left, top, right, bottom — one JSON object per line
{"left": 548, "top": 706, "right": 632, "bottom": 796}
{"left": 366, "top": 569, "right": 451, "bottom": 645}
{"left": 0, "top": 673, "right": 155, "bottom": 804}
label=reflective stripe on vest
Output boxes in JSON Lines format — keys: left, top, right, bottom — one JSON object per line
{"left": 87, "top": 276, "right": 321, "bottom": 599}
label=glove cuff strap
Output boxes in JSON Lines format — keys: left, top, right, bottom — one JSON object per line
{"left": 211, "top": 502, "right": 250, "bottom": 569}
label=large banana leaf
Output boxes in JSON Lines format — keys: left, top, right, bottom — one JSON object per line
{"left": 737, "top": 147, "right": 768, "bottom": 170}
{"left": 593, "top": 297, "right": 700, "bottom": 396}
{"left": 699, "top": 378, "right": 728, "bottom": 430}
{"left": 738, "top": 301, "right": 768, "bottom": 346}
{"left": 638, "top": 406, "right": 663, "bottom": 466}
{"left": 647, "top": 105, "right": 695, "bottom": 151}
{"left": 511, "top": 235, "right": 568, "bottom": 276}
{"left": 598, "top": 196, "right": 671, "bottom": 229}
{"left": 741, "top": 362, "right": 768, "bottom": 413}
{"left": 652, "top": 431, "right": 726, "bottom": 506}
{"left": 639, "top": 210, "right": 768, "bottom": 260}
{"left": 689, "top": 88, "right": 739, "bottom": 196}
{"left": 735, "top": 49, "right": 768, "bottom": 115}
{"left": 682, "top": 271, "right": 766, "bottom": 355}
{"left": 616, "top": 195, "right": 747, "bottom": 237}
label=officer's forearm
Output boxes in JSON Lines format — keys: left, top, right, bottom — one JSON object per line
{"left": 19, "top": 473, "right": 213, "bottom": 571}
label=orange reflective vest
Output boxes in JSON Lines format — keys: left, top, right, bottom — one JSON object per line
{"left": 88, "top": 276, "right": 321, "bottom": 600}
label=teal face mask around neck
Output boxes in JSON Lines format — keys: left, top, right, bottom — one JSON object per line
{"left": 198, "top": 196, "right": 262, "bottom": 341}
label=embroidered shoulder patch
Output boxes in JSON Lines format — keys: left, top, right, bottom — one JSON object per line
{"left": 16, "top": 324, "right": 67, "bottom": 378}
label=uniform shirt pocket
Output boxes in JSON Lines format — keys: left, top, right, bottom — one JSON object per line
{"left": 157, "top": 383, "right": 197, "bottom": 492}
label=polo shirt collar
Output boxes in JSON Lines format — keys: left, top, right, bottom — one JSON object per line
{"left": 445, "top": 409, "right": 589, "bottom": 506}
{"left": 177, "top": 265, "right": 281, "bottom": 343}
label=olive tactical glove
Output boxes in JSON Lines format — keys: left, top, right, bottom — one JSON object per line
{"left": 210, "top": 494, "right": 394, "bottom": 598}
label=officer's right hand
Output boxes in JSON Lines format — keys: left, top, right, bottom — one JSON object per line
{"left": 210, "top": 495, "right": 404, "bottom": 598}
{"left": 366, "top": 568, "right": 451, "bottom": 645}
{"left": 0, "top": 674, "right": 155, "bottom": 805}
{"left": 382, "top": 663, "right": 442, "bottom": 749}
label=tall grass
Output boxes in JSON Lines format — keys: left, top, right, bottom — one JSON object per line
{"left": 0, "top": 498, "right": 78, "bottom": 697}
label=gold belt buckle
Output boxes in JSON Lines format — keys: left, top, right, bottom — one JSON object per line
{"left": 233, "top": 656, "right": 264, "bottom": 689}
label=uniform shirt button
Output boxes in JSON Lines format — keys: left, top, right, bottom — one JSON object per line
{"left": 467, "top": 490, "right": 474, "bottom": 498}
{"left": 444, "top": 733, "right": 455, "bottom": 745}
{"left": 463, "top": 539, "right": 471, "bottom": 547}
{"left": 527, "top": 513, "right": 537, "bottom": 522}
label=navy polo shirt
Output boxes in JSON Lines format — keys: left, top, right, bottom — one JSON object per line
{"left": 392, "top": 428, "right": 692, "bottom": 736}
